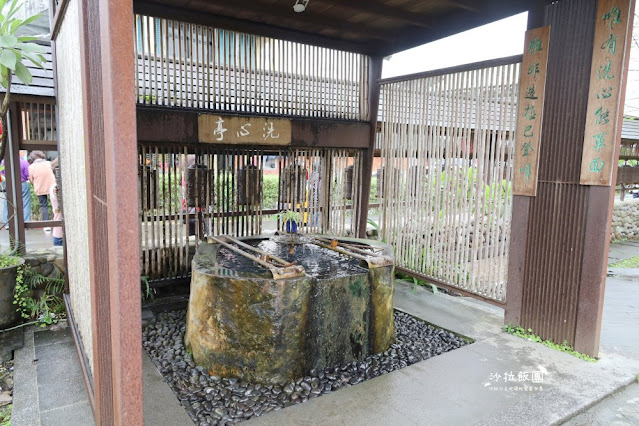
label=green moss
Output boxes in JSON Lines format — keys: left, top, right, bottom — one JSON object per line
{"left": 610, "top": 255, "right": 639, "bottom": 268}
{"left": 503, "top": 325, "right": 597, "bottom": 362}
{"left": 349, "top": 279, "right": 363, "bottom": 297}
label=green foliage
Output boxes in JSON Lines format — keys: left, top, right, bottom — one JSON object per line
{"left": 0, "top": 0, "right": 47, "bottom": 89}
{"left": 419, "top": 166, "right": 512, "bottom": 221}
{"left": 262, "top": 175, "right": 279, "bottom": 209}
{"left": 157, "top": 171, "right": 183, "bottom": 212}
{"left": 369, "top": 176, "right": 378, "bottom": 203}
{"left": 279, "top": 209, "right": 301, "bottom": 225}
{"left": 366, "top": 218, "right": 379, "bottom": 231}
{"left": 29, "top": 185, "right": 52, "bottom": 221}
{"left": 610, "top": 255, "right": 639, "bottom": 268}
{"left": 0, "top": 403, "right": 10, "bottom": 426}
{"left": 141, "top": 275, "right": 154, "bottom": 301}
{"left": 0, "top": 254, "right": 18, "bottom": 268}
{"left": 503, "top": 325, "right": 597, "bottom": 362}
{"left": 396, "top": 272, "right": 441, "bottom": 295}
{"left": 13, "top": 266, "right": 65, "bottom": 327}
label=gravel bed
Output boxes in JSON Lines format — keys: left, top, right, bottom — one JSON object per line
{"left": 143, "top": 309, "right": 468, "bottom": 425}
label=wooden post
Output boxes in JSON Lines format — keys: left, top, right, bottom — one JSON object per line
{"left": 99, "top": 0, "right": 143, "bottom": 422}
{"left": 504, "top": 4, "right": 544, "bottom": 326}
{"left": 506, "top": 0, "right": 635, "bottom": 357}
{"left": 4, "top": 104, "right": 26, "bottom": 249}
{"left": 78, "top": 0, "right": 143, "bottom": 423}
{"left": 357, "top": 56, "right": 383, "bottom": 238}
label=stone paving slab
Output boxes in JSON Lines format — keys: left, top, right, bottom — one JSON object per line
{"left": 143, "top": 351, "right": 194, "bottom": 425}
{"left": 40, "top": 401, "right": 93, "bottom": 426}
{"left": 11, "top": 327, "right": 39, "bottom": 426}
{"left": 600, "top": 275, "right": 639, "bottom": 358}
{"left": 564, "top": 382, "right": 639, "bottom": 425}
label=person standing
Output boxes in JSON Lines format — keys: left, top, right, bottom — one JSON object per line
{"left": 49, "top": 183, "right": 63, "bottom": 246}
{"left": 1, "top": 156, "right": 32, "bottom": 224}
{"left": 28, "top": 151, "right": 56, "bottom": 228}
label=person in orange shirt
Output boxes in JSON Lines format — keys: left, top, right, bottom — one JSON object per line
{"left": 28, "top": 151, "right": 56, "bottom": 228}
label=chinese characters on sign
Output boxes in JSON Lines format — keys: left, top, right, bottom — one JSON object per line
{"left": 513, "top": 26, "right": 551, "bottom": 196}
{"left": 580, "top": 0, "right": 631, "bottom": 186}
{"left": 198, "top": 114, "right": 292, "bottom": 145}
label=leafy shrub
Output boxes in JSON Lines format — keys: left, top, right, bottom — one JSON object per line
{"left": 262, "top": 175, "right": 279, "bottom": 209}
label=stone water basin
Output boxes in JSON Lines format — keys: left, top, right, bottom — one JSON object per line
{"left": 185, "top": 236, "right": 395, "bottom": 384}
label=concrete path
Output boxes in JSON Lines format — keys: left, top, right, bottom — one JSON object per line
{"left": 565, "top": 383, "right": 639, "bottom": 426}
{"left": 608, "top": 240, "right": 639, "bottom": 265}
{"left": 11, "top": 325, "right": 191, "bottom": 426}
{"left": 11, "top": 326, "right": 93, "bottom": 426}
{"left": 248, "top": 281, "right": 639, "bottom": 426}
{"left": 0, "top": 228, "right": 58, "bottom": 251}
{"left": 561, "top": 241, "right": 639, "bottom": 425}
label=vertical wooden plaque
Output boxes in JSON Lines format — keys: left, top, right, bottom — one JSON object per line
{"left": 580, "top": 0, "right": 633, "bottom": 185}
{"left": 513, "top": 26, "right": 551, "bottom": 196}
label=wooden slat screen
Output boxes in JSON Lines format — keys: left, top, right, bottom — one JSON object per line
{"left": 134, "top": 15, "right": 369, "bottom": 120}
{"left": 19, "top": 101, "right": 57, "bottom": 146}
{"left": 138, "top": 144, "right": 363, "bottom": 281}
{"left": 378, "top": 61, "right": 520, "bottom": 302}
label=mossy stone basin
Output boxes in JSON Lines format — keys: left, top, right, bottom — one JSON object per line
{"left": 185, "top": 236, "right": 395, "bottom": 384}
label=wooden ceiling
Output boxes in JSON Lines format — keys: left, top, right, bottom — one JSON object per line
{"left": 134, "top": 0, "right": 543, "bottom": 56}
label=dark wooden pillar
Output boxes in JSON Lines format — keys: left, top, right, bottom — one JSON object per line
{"left": 357, "top": 56, "right": 383, "bottom": 238}
{"left": 4, "top": 103, "right": 26, "bottom": 248}
{"left": 79, "top": 0, "right": 142, "bottom": 423}
{"left": 504, "top": 0, "right": 546, "bottom": 330}
{"left": 506, "top": 0, "right": 635, "bottom": 357}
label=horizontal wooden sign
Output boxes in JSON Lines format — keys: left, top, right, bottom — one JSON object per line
{"left": 199, "top": 114, "right": 292, "bottom": 145}
{"left": 580, "top": 0, "right": 632, "bottom": 186}
{"left": 513, "top": 26, "right": 551, "bottom": 196}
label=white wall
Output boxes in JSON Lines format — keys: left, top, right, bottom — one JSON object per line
{"left": 55, "top": 0, "right": 94, "bottom": 373}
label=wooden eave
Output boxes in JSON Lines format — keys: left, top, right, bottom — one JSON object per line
{"left": 134, "top": 0, "right": 547, "bottom": 56}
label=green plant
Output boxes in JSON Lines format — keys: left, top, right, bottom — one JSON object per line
{"left": 503, "top": 325, "right": 597, "bottom": 362}
{"left": 279, "top": 209, "right": 301, "bottom": 225}
{"left": 0, "top": 403, "right": 10, "bottom": 426}
{"left": 141, "top": 275, "right": 154, "bottom": 301}
{"left": 13, "top": 266, "right": 65, "bottom": 327}
{"left": 29, "top": 185, "right": 53, "bottom": 221}
{"left": 0, "top": 0, "right": 48, "bottom": 162}
{"left": 262, "top": 175, "right": 279, "bottom": 209}
{"left": 610, "top": 255, "right": 639, "bottom": 268}
{"left": 0, "top": 254, "right": 19, "bottom": 268}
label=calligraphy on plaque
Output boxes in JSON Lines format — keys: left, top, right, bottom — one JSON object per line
{"left": 513, "top": 26, "right": 550, "bottom": 196}
{"left": 580, "top": 0, "right": 632, "bottom": 186}
{"left": 199, "top": 114, "right": 292, "bottom": 145}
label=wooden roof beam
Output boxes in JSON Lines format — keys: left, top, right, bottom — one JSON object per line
{"left": 189, "top": 0, "right": 389, "bottom": 41}
{"left": 134, "top": 1, "right": 375, "bottom": 54}
{"left": 317, "top": 0, "right": 434, "bottom": 29}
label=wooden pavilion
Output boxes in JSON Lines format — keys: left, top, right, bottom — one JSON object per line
{"left": 49, "top": 0, "right": 633, "bottom": 423}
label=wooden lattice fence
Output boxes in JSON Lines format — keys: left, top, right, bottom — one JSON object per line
{"left": 134, "top": 14, "right": 369, "bottom": 120}
{"left": 138, "top": 145, "right": 363, "bottom": 281}
{"left": 378, "top": 60, "right": 520, "bottom": 303}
